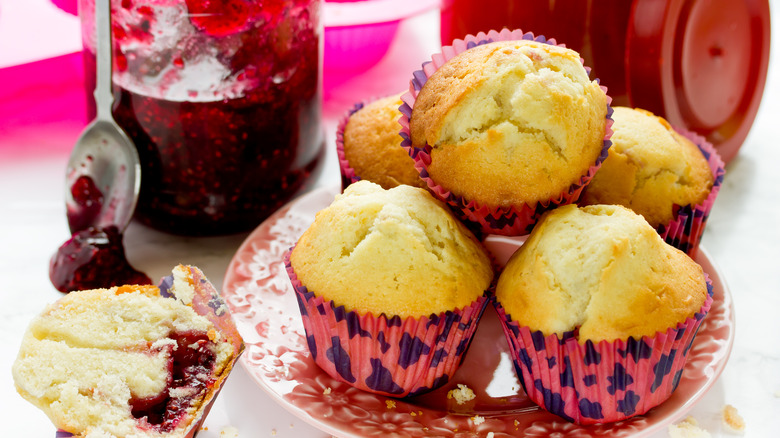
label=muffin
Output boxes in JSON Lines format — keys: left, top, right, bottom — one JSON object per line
{"left": 12, "top": 265, "right": 244, "bottom": 438}
{"left": 337, "top": 93, "right": 426, "bottom": 190}
{"left": 287, "top": 180, "right": 493, "bottom": 396}
{"left": 579, "top": 106, "right": 724, "bottom": 256}
{"left": 400, "top": 30, "right": 612, "bottom": 235}
{"left": 494, "top": 204, "right": 713, "bottom": 424}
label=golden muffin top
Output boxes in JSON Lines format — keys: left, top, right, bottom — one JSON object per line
{"left": 495, "top": 204, "right": 708, "bottom": 343}
{"left": 580, "top": 106, "right": 714, "bottom": 228}
{"left": 410, "top": 40, "right": 608, "bottom": 208}
{"left": 343, "top": 93, "right": 426, "bottom": 190}
{"left": 290, "top": 181, "right": 493, "bottom": 318}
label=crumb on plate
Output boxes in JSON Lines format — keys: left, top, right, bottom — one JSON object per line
{"left": 220, "top": 425, "right": 240, "bottom": 438}
{"left": 447, "top": 383, "right": 476, "bottom": 405}
{"left": 722, "top": 404, "right": 746, "bottom": 434}
{"left": 668, "top": 416, "right": 711, "bottom": 438}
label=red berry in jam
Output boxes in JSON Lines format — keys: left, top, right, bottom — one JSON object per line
{"left": 49, "top": 226, "right": 151, "bottom": 293}
{"left": 184, "top": 0, "right": 254, "bottom": 37}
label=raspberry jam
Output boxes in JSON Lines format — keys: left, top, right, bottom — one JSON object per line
{"left": 130, "top": 331, "right": 218, "bottom": 432}
{"left": 79, "top": 0, "right": 325, "bottom": 235}
{"left": 67, "top": 174, "right": 104, "bottom": 234}
{"left": 49, "top": 226, "right": 151, "bottom": 293}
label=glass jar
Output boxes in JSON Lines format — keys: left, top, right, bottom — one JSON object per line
{"left": 440, "top": 0, "right": 771, "bottom": 164}
{"left": 78, "top": 0, "right": 325, "bottom": 235}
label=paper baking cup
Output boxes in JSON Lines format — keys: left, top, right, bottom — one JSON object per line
{"left": 158, "top": 266, "right": 245, "bottom": 437}
{"left": 336, "top": 100, "right": 365, "bottom": 190}
{"left": 398, "top": 28, "right": 613, "bottom": 236}
{"left": 493, "top": 276, "right": 714, "bottom": 425}
{"left": 285, "top": 250, "right": 489, "bottom": 398}
{"left": 55, "top": 266, "right": 244, "bottom": 438}
{"left": 658, "top": 130, "right": 725, "bottom": 259}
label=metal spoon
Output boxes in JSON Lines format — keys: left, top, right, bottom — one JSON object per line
{"left": 65, "top": 0, "right": 140, "bottom": 233}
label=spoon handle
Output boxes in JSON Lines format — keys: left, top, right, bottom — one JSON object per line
{"left": 94, "top": 0, "right": 115, "bottom": 122}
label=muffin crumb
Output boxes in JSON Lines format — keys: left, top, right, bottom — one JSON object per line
{"left": 722, "top": 404, "right": 746, "bottom": 434}
{"left": 668, "top": 416, "right": 711, "bottom": 438}
{"left": 447, "top": 384, "right": 476, "bottom": 405}
{"left": 220, "top": 425, "right": 239, "bottom": 437}
{"left": 323, "top": 387, "right": 331, "bottom": 395}
{"left": 471, "top": 415, "right": 485, "bottom": 425}
{"left": 386, "top": 400, "right": 396, "bottom": 409}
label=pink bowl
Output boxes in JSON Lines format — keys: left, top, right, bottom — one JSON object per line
{"left": 325, "top": 21, "right": 401, "bottom": 72}
{"left": 323, "top": 0, "right": 439, "bottom": 72}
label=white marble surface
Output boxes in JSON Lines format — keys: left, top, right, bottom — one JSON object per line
{"left": 2, "top": 5, "right": 780, "bottom": 438}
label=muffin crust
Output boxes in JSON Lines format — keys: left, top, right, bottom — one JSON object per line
{"left": 495, "top": 204, "right": 708, "bottom": 343}
{"left": 410, "top": 40, "right": 608, "bottom": 207}
{"left": 580, "top": 106, "right": 714, "bottom": 227}
{"left": 343, "top": 93, "right": 426, "bottom": 189}
{"left": 290, "top": 181, "right": 493, "bottom": 318}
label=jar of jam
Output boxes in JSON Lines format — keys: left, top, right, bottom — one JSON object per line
{"left": 440, "top": 0, "right": 771, "bottom": 164}
{"left": 78, "top": 0, "right": 325, "bottom": 235}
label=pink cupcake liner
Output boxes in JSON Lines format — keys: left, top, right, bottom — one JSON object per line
{"left": 658, "top": 130, "right": 725, "bottom": 259}
{"left": 285, "top": 249, "right": 489, "bottom": 398}
{"left": 335, "top": 100, "right": 366, "bottom": 190}
{"left": 493, "top": 275, "right": 714, "bottom": 425}
{"left": 398, "top": 28, "right": 614, "bottom": 236}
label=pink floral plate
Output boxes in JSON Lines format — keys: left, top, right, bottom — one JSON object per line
{"left": 222, "top": 185, "right": 734, "bottom": 438}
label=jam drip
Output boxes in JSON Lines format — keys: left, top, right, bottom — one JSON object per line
{"left": 130, "top": 331, "right": 218, "bottom": 433}
{"left": 49, "top": 226, "right": 152, "bottom": 292}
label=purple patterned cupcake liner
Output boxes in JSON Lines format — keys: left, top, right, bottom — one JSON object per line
{"left": 285, "top": 249, "right": 489, "bottom": 398}
{"left": 398, "top": 28, "right": 614, "bottom": 236}
{"left": 335, "top": 100, "right": 366, "bottom": 191}
{"left": 493, "top": 275, "right": 714, "bottom": 425}
{"left": 658, "top": 130, "right": 725, "bottom": 259}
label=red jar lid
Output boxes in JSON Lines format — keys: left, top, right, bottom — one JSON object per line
{"left": 626, "top": 0, "right": 770, "bottom": 163}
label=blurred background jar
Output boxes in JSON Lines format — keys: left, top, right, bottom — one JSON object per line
{"left": 78, "top": 0, "right": 325, "bottom": 235}
{"left": 440, "top": 0, "right": 771, "bottom": 164}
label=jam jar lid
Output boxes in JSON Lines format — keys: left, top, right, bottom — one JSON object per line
{"left": 626, "top": 0, "right": 771, "bottom": 164}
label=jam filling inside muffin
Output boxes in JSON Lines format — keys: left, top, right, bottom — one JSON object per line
{"left": 130, "top": 330, "right": 218, "bottom": 433}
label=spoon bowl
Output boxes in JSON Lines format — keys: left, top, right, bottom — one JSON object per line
{"left": 65, "top": 119, "right": 141, "bottom": 233}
